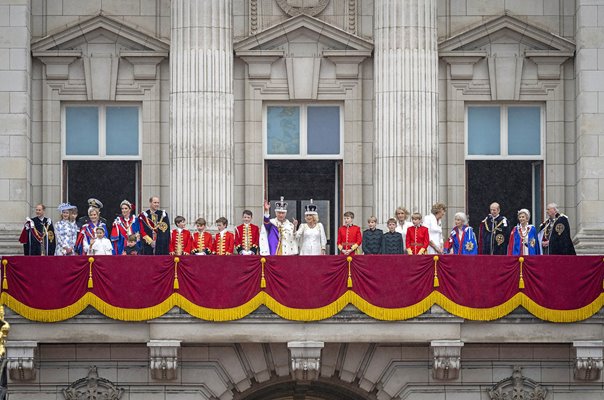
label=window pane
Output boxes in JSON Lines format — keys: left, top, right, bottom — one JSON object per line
{"left": 307, "top": 106, "right": 340, "bottom": 155}
{"left": 508, "top": 106, "right": 541, "bottom": 155}
{"left": 106, "top": 106, "right": 139, "bottom": 156}
{"left": 267, "top": 106, "right": 300, "bottom": 155}
{"left": 468, "top": 106, "right": 500, "bottom": 155}
{"left": 66, "top": 106, "right": 99, "bottom": 155}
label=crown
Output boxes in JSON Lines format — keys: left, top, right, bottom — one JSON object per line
{"left": 274, "top": 196, "right": 288, "bottom": 212}
{"left": 305, "top": 199, "right": 318, "bottom": 215}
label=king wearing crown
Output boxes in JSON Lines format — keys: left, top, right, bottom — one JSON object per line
{"left": 260, "top": 197, "right": 299, "bottom": 255}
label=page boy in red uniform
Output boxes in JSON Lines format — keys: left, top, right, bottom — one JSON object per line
{"left": 191, "top": 217, "right": 213, "bottom": 255}
{"left": 234, "top": 210, "right": 260, "bottom": 255}
{"left": 406, "top": 212, "right": 430, "bottom": 255}
{"left": 337, "top": 211, "right": 362, "bottom": 255}
{"left": 213, "top": 217, "right": 234, "bottom": 255}
{"left": 169, "top": 216, "right": 192, "bottom": 256}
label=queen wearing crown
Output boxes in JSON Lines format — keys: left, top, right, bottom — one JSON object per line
{"left": 296, "top": 200, "right": 327, "bottom": 255}
{"left": 260, "top": 197, "right": 299, "bottom": 255}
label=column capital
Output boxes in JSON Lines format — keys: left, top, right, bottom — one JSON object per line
{"left": 147, "top": 340, "right": 181, "bottom": 380}
{"left": 573, "top": 340, "right": 604, "bottom": 381}
{"left": 431, "top": 340, "right": 463, "bottom": 380}
{"left": 287, "top": 341, "right": 324, "bottom": 381}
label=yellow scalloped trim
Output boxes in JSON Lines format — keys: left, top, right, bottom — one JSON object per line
{"left": 3, "top": 290, "right": 604, "bottom": 323}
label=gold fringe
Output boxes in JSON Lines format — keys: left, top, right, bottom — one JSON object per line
{"left": 177, "top": 292, "right": 265, "bottom": 321}
{"left": 435, "top": 292, "right": 523, "bottom": 321}
{"left": 260, "top": 257, "right": 266, "bottom": 289}
{"left": 264, "top": 292, "right": 350, "bottom": 321}
{"left": 350, "top": 291, "right": 435, "bottom": 320}
{"left": 433, "top": 256, "right": 440, "bottom": 288}
{"left": 0, "top": 292, "right": 91, "bottom": 322}
{"left": 87, "top": 257, "right": 94, "bottom": 289}
{"left": 521, "top": 293, "right": 604, "bottom": 323}
{"left": 347, "top": 256, "right": 353, "bottom": 288}
{"left": 2, "top": 259, "right": 7, "bottom": 290}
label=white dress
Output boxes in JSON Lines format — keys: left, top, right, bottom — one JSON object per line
{"left": 395, "top": 221, "right": 413, "bottom": 250}
{"left": 422, "top": 213, "right": 443, "bottom": 255}
{"left": 296, "top": 223, "right": 327, "bottom": 255}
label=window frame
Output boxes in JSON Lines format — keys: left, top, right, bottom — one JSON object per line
{"left": 61, "top": 103, "right": 143, "bottom": 161}
{"left": 465, "top": 103, "right": 545, "bottom": 160}
{"left": 263, "top": 103, "right": 344, "bottom": 160}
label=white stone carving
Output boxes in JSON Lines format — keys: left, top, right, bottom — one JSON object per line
{"left": 488, "top": 366, "right": 547, "bottom": 400}
{"left": 374, "top": 0, "right": 439, "bottom": 220}
{"left": 5, "top": 341, "right": 37, "bottom": 381}
{"left": 275, "top": 0, "right": 330, "bottom": 17}
{"left": 148, "top": 340, "right": 181, "bottom": 380}
{"left": 288, "top": 341, "right": 324, "bottom": 381}
{"left": 431, "top": 340, "right": 463, "bottom": 380}
{"left": 573, "top": 341, "right": 604, "bottom": 381}
{"left": 170, "top": 0, "right": 234, "bottom": 223}
{"left": 63, "top": 366, "right": 124, "bottom": 400}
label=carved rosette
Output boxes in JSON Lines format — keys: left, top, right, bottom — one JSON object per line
{"left": 288, "top": 341, "right": 324, "bottom": 381}
{"left": 488, "top": 366, "right": 547, "bottom": 400}
{"left": 275, "top": 0, "right": 330, "bottom": 17}
{"left": 63, "top": 366, "right": 124, "bottom": 400}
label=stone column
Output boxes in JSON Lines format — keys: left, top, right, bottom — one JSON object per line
{"left": 170, "top": 0, "right": 234, "bottom": 223}
{"left": 373, "top": 0, "right": 439, "bottom": 221}
{"left": 574, "top": 0, "right": 604, "bottom": 253}
{"left": 0, "top": 0, "right": 31, "bottom": 232}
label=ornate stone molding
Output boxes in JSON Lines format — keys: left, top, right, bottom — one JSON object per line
{"left": 275, "top": 0, "right": 330, "bottom": 17}
{"left": 440, "top": 52, "right": 486, "bottom": 80}
{"left": 236, "top": 50, "right": 284, "bottom": 79}
{"left": 63, "top": 366, "right": 124, "bottom": 400}
{"left": 431, "top": 340, "right": 463, "bottom": 380}
{"left": 148, "top": 340, "right": 181, "bottom": 380}
{"left": 5, "top": 341, "right": 36, "bottom": 381}
{"left": 288, "top": 341, "right": 324, "bottom": 381}
{"left": 525, "top": 51, "right": 572, "bottom": 80}
{"left": 488, "top": 366, "right": 547, "bottom": 400}
{"left": 121, "top": 51, "right": 169, "bottom": 80}
{"left": 249, "top": 0, "right": 258, "bottom": 34}
{"left": 573, "top": 341, "right": 604, "bottom": 381}
{"left": 323, "top": 50, "right": 371, "bottom": 79}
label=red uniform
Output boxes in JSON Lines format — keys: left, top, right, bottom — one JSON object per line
{"left": 337, "top": 225, "right": 362, "bottom": 253}
{"left": 234, "top": 223, "right": 260, "bottom": 254}
{"left": 169, "top": 229, "right": 192, "bottom": 255}
{"left": 213, "top": 231, "right": 235, "bottom": 255}
{"left": 191, "top": 231, "right": 213, "bottom": 255}
{"left": 406, "top": 225, "right": 429, "bottom": 255}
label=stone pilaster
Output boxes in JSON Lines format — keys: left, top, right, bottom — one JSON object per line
{"left": 0, "top": 0, "right": 31, "bottom": 229}
{"left": 373, "top": 0, "right": 439, "bottom": 221}
{"left": 170, "top": 0, "right": 234, "bottom": 223}
{"left": 287, "top": 341, "right": 324, "bottom": 381}
{"left": 574, "top": 0, "right": 604, "bottom": 253}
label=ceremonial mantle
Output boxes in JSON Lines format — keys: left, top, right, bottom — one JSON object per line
{"left": 139, "top": 210, "right": 170, "bottom": 255}
{"left": 19, "top": 217, "right": 56, "bottom": 256}
{"left": 446, "top": 226, "right": 478, "bottom": 255}
{"left": 479, "top": 215, "right": 510, "bottom": 255}
{"left": 539, "top": 214, "right": 576, "bottom": 255}
{"left": 262, "top": 217, "right": 298, "bottom": 256}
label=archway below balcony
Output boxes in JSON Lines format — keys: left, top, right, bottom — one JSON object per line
{"left": 234, "top": 377, "right": 375, "bottom": 400}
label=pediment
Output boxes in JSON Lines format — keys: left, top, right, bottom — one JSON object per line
{"left": 439, "top": 13, "right": 575, "bottom": 54}
{"left": 31, "top": 13, "right": 170, "bottom": 53}
{"left": 234, "top": 14, "right": 373, "bottom": 53}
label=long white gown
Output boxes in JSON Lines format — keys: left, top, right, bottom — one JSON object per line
{"left": 296, "top": 223, "right": 327, "bottom": 255}
{"left": 423, "top": 213, "right": 443, "bottom": 255}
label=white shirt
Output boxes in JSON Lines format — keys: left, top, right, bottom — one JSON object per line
{"left": 296, "top": 223, "right": 327, "bottom": 255}
{"left": 423, "top": 213, "right": 443, "bottom": 255}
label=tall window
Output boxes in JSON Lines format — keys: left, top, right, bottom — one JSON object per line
{"left": 63, "top": 104, "right": 141, "bottom": 159}
{"left": 62, "top": 103, "right": 141, "bottom": 221}
{"left": 265, "top": 104, "right": 343, "bottom": 159}
{"left": 465, "top": 104, "right": 544, "bottom": 228}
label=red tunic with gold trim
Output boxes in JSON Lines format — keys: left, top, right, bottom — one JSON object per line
{"left": 405, "top": 225, "right": 430, "bottom": 255}
{"left": 191, "top": 231, "right": 213, "bottom": 255}
{"left": 337, "top": 225, "right": 362, "bottom": 253}
{"left": 213, "top": 231, "right": 235, "bottom": 255}
{"left": 234, "top": 223, "right": 260, "bottom": 255}
{"left": 169, "top": 229, "right": 192, "bottom": 256}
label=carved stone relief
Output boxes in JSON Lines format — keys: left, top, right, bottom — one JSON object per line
{"left": 62, "top": 366, "right": 124, "bottom": 400}
{"left": 488, "top": 366, "right": 547, "bottom": 400}
{"left": 275, "top": 0, "right": 330, "bottom": 17}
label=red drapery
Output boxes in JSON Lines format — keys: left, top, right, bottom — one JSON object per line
{"left": 1, "top": 255, "right": 602, "bottom": 322}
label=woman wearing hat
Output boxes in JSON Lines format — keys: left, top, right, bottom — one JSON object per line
{"left": 55, "top": 202, "right": 78, "bottom": 256}
{"left": 110, "top": 200, "right": 141, "bottom": 255}
{"left": 295, "top": 200, "right": 327, "bottom": 255}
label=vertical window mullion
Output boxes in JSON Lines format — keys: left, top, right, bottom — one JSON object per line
{"left": 501, "top": 106, "right": 508, "bottom": 157}
{"left": 300, "top": 104, "right": 307, "bottom": 157}
{"left": 99, "top": 105, "right": 106, "bottom": 157}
